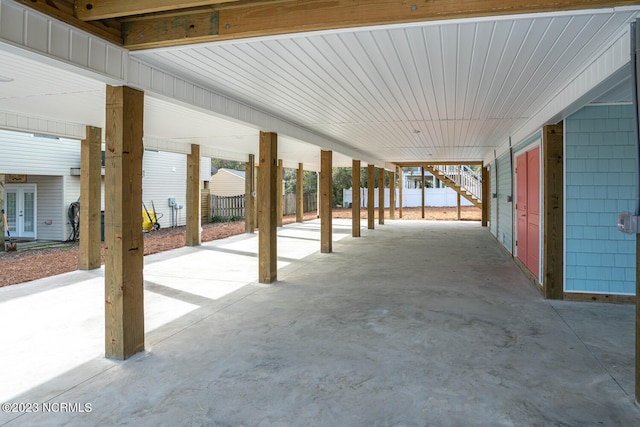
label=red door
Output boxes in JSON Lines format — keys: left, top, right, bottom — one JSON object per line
{"left": 516, "top": 154, "right": 528, "bottom": 266}
{"left": 526, "top": 148, "right": 540, "bottom": 275}
{"left": 516, "top": 147, "right": 540, "bottom": 277}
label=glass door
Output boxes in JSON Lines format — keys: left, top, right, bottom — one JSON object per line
{"left": 4, "top": 185, "right": 36, "bottom": 239}
{"left": 5, "top": 190, "right": 17, "bottom": 235}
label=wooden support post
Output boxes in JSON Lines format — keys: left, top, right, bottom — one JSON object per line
{"left": 378, "top": 168, "right": 385, "bottom": 225}
{"left": 457, "top": 192, "right": 461, "bottom": 221}
{"left": 258, "top": 132, "right": 278, "bottom": 283}
{"left": 104, "top": 85, "right": 144, "bottom": 360}
{"left": 389, "top": 170, "right": 395, "bottom": 220}
{"left": 186, "top": 144, "right": 201, "bottom": 246}
{"left": 421, "top": 166, "right": 425, "bottom": 219}
{"left": 0, "top": 174, "right": 5, "bottom": 252}
{"left": 481, "top": 165, "right": 490, "bottom": 227}
{"left": 254, "top": 164, "right": 259, "bottom": 229}
{"left": 79, "top": 126, "right": 102, "bottom": 270}
{"left": 245, "top": 154, "right": 255, "bottom": 233}
{"left": 367, "top": 165, "right": 375, "bottom": 229}
{"left": 352, "top": 160, "right": 361, "bottom": 237}
{"left": 543, "top": 123, "right": 564, "bottom": 300}
{"left": 399, "top": 167, "right": 403, "bottom": 218}
{"left": 296, "top": 163, "right": 304, "bottom": 222}
{"left": 321, "top": 150, "right": 333, "bottom": 253}
{"left": 277, "top": 159, "right": 283, "bottom": 227}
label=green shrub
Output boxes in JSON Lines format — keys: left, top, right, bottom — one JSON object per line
{"left": 211, "top": 215, "right": 244, "bottom": 223}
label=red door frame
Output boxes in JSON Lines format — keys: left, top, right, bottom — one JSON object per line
{"left": 515, "top": 147, "right": 540, "bottom": 277}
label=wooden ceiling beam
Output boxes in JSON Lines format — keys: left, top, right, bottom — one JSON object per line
{"left": 122, "top": 10, "right": 220, "bottom": 49}
{"left": 74, "top": 0, "right": 243, "bottom": 21}
{"left": 121, "top": 0, "right": 640, "bottom": 49}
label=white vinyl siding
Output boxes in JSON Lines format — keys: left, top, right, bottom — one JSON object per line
{"left": 0, "top": 130, "right": 80, "bottom": 175}
{"left": 24, "top": 176, "right": 62, "bottom": 241}
{"left": 143, "top": 150, "right": 187, "bottom": 228}
{"left": 200, "top": 157, "right": 211, "bottom": 182}
{"left": 489, "top": 161, "right": 497, "bottom": 237}
{"left": 496, "top": 154, "right": 513, "bottom": 253}
{"left": 1, "top": 130, "right": 199, "bottom": 238}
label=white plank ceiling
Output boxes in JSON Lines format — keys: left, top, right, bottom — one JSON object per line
{"left": 134, "top": 8, "right": 640, "bottom": 163}
{"left": 0, "top": 47, "right": 338, "bottom": 169}
{"left": 1, "top": 6, "right": 639, "bottom": 167}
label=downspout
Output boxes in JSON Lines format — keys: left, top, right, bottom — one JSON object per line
{"left": 509, "top": 137, "right": 515, "bottom": 253}
{"left": 632, "top": 20, "right": 640, "bottom": 215}
{"left": 494, "top": 149, "right": 499, "bottom": 237}
{"left": 630, "top": 19, "right": 640, "bottom": 406}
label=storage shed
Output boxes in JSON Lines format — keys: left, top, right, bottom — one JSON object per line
{"left": 210, "top": 168, "right": 246, "bottom": 197}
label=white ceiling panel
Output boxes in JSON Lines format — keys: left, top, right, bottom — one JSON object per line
{"left": 134, "top": 8, "right": 640, "bottom": 163}
{"left": 1, "top": 6, "right": 639, "bottom": 168}
{"left": 0, "top": 50, "right": 105, "bottom": 128}
{"left": 0, "top": 49, "right": 310, "bottom": 164}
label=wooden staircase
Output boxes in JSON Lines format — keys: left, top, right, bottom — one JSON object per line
{"left": 424, "top": 165, "right": 482, "bottom": 209}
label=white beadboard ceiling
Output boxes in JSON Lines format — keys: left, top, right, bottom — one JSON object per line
{"left": 1, "top": 7, "right": 639, "bottom": 168}
{"left": 134, "top": 8, "right": 640, "bottom": 163}
{"left": 0, "top": 47, "right": 353, "bottom": 170}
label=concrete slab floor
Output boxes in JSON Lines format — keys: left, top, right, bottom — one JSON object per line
{"left": 0, "top": 219, "right": 638, "bottom": 426}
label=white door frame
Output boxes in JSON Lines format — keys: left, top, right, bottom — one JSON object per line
{"left": 4, "top": 184, "right": 37, "bottom": 239}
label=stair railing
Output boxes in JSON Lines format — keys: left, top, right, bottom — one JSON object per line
{"left": 432, "top": 165, "right": 482, "bottom": 202}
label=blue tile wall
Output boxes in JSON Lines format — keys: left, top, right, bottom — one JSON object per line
{"left": 490, "top": 161, "right": 498, "bottom": 237}
{"left": 496, "top": 154, "right": 513, "bottom": 253}
{"left": 565, "top": 104, "right": 636, "bottom": 295}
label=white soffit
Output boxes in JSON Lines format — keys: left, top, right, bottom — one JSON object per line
{"left": 134, "top": 7, "right": 640, "bottom": 163}
{"left": 0, "top": 44, "right": 356, "bottom": 166}
{"left": 0, "top": 49, "right": 105, "bottom": 130}
{"left": 143, "top": 96, "right": 352, "bottom": 169}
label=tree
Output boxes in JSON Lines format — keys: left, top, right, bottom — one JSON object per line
{"left": 359, "top": 167, "right": 389, "bottom": 188}
{"left": 284, "top": 169, "right": 317, "bottom": 195}
{"left": 283, "top": 168, "right": 296, "bottom": 194}
{"left": 211, "top": 158, "right": 245, "bottom": 171}
{"left": 303, "top": 171, "right": 317, "bottom": 193}
{"left": 332, "top": 167, "right": 353, "bottom": 206}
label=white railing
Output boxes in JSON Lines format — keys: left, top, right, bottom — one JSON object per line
{"left": 432, "top": 165, "right": 482, "bottom": 202}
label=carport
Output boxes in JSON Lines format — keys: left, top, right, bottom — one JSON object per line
{"left": 1, "top": 0, "right": 640, "bottom": 422}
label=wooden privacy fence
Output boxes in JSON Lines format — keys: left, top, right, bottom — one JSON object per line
{"left": 211, "top": 195, "right": 244, "bottom": 220}
{"left": 283, "top": 193, "right": 317, "bottom": 215}
{"left": 211, "top": 193, "right": 318, "bottom": 220}
{"left": 201, "top": 188, "right": 210, "bottom": 224}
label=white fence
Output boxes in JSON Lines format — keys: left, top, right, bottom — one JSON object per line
{"left": 343, "top": 188, "right": 473, "bottom": 208}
